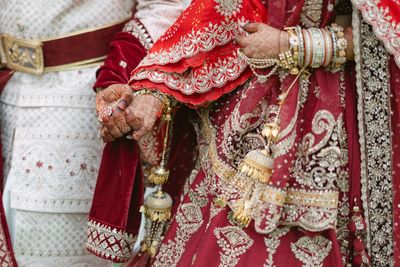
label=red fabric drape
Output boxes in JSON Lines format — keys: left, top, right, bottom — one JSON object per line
{"left": 0, "top": 69, "right": 18, "bottom": 266}
{"left": 86, "top": 32, "right": 148, "bottom": 263}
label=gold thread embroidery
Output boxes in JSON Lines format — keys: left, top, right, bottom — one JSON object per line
{"left": 264, "top": 227, "right": 291, "bottom": 267}
{"left": 214, "top": 226, "right": 253, "bottom": 267}
{"left": 291, "top": 235, "right": 332, "bottom": 267}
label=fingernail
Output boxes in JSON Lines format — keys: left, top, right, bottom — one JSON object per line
{"left": 118, "top": 100, "right": 127, "bottom": 110}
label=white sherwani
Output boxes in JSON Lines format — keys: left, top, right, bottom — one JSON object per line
{"left": 0, "top": 0, "right": 185, "bottom": 266}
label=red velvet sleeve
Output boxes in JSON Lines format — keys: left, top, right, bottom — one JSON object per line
{"left": 93, "top": 31, "right": 148, "bottom": 89}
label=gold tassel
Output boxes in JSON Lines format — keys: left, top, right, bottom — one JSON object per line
{"left": 141, "top": 99, "right": 174, "bottom": 257}
{"left": 148, "top": 166, "right": 170, "bottom": 185}
{"left": 239, "top": 149, "right": 274, "bottom": 184}
{"left": 141, "top": 190, "right": 173, "bottom": 257}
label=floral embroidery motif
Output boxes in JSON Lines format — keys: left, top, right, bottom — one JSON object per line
{"left": 86, "top": 219, "right": 136, "bottom": 262}
{"left": 291, "top": 236, "right": 332, "bottom": 267}
{"left": 137, "top": 18, "right": 247, "bottom": 67}
{"left": 214, "top": 0, "right": 243, "bottom": 18}
{"left": 353, "top": 13, "right": 394, "bottom": 266}
{"left": 263, "top": 227, "right": 290, "bottom": 267}
{"left": 352, "top": 0, "right": 400, "bottom": 67}
{"left": 132, "top": 51, "right": 247, "bottom": 96}
{"left": 214, "top": 226, "right": 253, "bottom": 267}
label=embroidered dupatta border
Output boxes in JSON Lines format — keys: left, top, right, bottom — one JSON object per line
{"left": 351, "top": 0, "right": 400, "bottom": 67}
{"left": 353, "top": 9, "right": 394, "bottom": 266}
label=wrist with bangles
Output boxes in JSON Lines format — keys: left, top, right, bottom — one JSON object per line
{"left": 133, "top": 89, "right": 174, "bottom": 120}
{"left": 238, "top": 23, "right": 348, "bottom": 83}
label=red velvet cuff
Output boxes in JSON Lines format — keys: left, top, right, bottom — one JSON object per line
{"left": 93, "top": 32, "right": 147, "bottom": 89}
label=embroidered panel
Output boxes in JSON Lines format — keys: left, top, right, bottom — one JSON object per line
{"left": 86, "top": 219, "right": 136, "bottom": 263}
{"left": 353, "top": 11, "right": 394, "bottom": 266}
{"left": 153, "top": 202, "right": 204, "bottom": 266}
{"left": 214, "top": 226, "right": 253, "bottom": 267}
{"left": 263, "top": 227, "right": 290, "bottom": 267}
{"left": 137, "top": 17, "right": 247, "bottom": 67}
{"left": 291, "top": 235, "right": 332, "bottom": 267}
{"left": 352, "top": 0, "right": 400, "bottom": 67}
{"left": 202, "top": 94, "right": 342, "bottom": 233}
{"left": 132, "top": 51, "right": 247, "bottom": 96}
{"left": 123, "top": 19, "right": 153, "bottom": 51}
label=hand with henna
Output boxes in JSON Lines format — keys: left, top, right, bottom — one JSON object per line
{"left": 124, "top": 94, "right": 163, "bottom": 141}
{"left": 235, "top": 22, "right": 354, "bottom": 61}
{"left": 96, "top": 84, "right": 134, "bottom": 142}
{"left": 235, "top": 23, "right": 289, "bottom": 59}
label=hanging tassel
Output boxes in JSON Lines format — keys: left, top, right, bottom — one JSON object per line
{"left": 148, "top": 166, "right": 170, "bottom": 185}
{"left": 348, "top": 200, "right": 371, "bottom": 266}
{"left": 239, "top": 149, "right": 274, "bottom": 184}
{"left": 140, "top": 98, "right": 174, "bottom": 257}
{"left": 140, "top": 190, "right": 173, "bottom": 257}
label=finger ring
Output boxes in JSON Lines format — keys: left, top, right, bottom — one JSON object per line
{"left": 98, "top": 106, "right": 113, "bottom": 122}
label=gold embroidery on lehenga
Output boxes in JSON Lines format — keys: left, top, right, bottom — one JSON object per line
{"left": 214, "top": 226, "right": 254, "bottom": 267}
{"left": 291, "top": 235, "right": 332, "bottom": 267}
{"left": 292, "top": 110, "right": 340, "bottom": 190}
{"left": 336, "top": 114, "right": 350, "bottom": 265}
{"left": 263, "top": 227, "right": 291, "bottom": 267}
{"left": 153, "top": 203, "right": 204, "bottom": 266}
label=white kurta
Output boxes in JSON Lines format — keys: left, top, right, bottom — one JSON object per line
{"left": 0, "top": 1, "right": 132, "bottom": 266}
{"left": 0, "top": 0, "right": 187, "bottom": 266}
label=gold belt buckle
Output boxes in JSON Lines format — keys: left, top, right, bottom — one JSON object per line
{"left": 1, "top": 34, "right": 44, "bottom": 75}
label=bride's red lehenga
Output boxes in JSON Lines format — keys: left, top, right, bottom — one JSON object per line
{"left": 88, "top": 0, "right": 400, "bottom": 266}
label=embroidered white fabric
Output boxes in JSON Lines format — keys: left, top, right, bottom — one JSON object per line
{"left": 0, "top": 1, "right": 133, "bottom": 266}
{"left": 135, "top": 0, "right": 187, "bottom": 41}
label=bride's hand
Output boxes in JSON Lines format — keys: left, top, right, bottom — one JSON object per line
{"left": 124, "top": 94, "right": 163, "bottom": 141}
{"left": 235, "top": 23, "right": 289, "bottom": 59}
{"left": 97, "top": 84, "right": 133, "bottom": 142}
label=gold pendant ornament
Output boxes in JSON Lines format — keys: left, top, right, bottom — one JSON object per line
{"left": 140, "top": 93, "right": 174, "bottom": 257}
{"left": 141, "top": 190, "right": 173, "bottom": 256}
{"left": 231, "top": 69, "right": 307, "bottom": 227}
{"left": 148, "top": 165, "right": 170, "bottom": 185}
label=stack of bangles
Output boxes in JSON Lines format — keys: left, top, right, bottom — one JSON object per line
{"left": 134, "top": 89, "right": 174, "bottom": 118}
{"left": 238, "top": 23, "right": 348, "bottom": 82}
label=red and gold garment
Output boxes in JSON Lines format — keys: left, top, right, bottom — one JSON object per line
{"left": 126, "top": 0, "right": 400, "bottom": 266}
{"left": 85, "top": 0, "right": 400, "bottom": 265}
